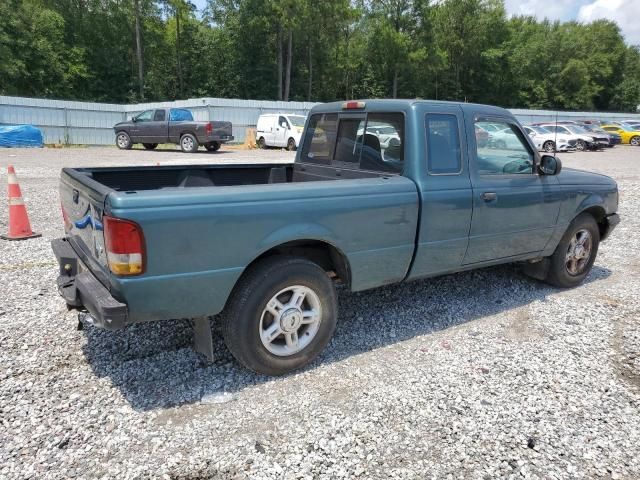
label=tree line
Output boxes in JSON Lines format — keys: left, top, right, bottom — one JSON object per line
{"left": 1, "top": 0, "right": 639, "bottom": 112}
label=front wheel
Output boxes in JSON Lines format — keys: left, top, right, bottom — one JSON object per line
{"left": 630, "top": 136, "right": 640, "bottom": 146}
{"left": 221, "top": 256, "right": 337, "bottom": 376}
{"left": 576, "top": 139, "right": 586, "bottom": 151}
{"left": 116, "top": 132, "right": 132, "bottom": 150}
{"left": 544, "top": 213, "right": 600, "bottom": 288}
{"left": 180, "top": 133, "right": 199, "bottom": 153}
{"left": 205, "top": 141, "right": 221, "bottom": 152}
{"left": 543, "top": 140, "right": 555, "bottom": 153}
{"left": 143, "top": 143, "right": 158, "bottom": 150}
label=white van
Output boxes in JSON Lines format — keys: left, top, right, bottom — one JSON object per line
{"left": 256, "top": 114, "right": 307, "bottom": 150}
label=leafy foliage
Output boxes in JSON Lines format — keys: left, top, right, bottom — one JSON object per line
{"left": 1, "top": 0, "right": 638, "bottom": 112}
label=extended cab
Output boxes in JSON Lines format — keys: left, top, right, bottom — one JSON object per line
{"left": 54, "top": 100, "right": 620, "bottom": 376}
{"left": 114, "top": 108, "right": 233, "bottom": 153}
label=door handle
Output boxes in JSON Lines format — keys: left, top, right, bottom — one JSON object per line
{"left": 481, "top": 192, "right": 497, "bottom": 201}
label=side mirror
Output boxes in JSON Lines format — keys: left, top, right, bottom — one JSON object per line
{"left": 540, "top": 155, "right": 562, "bottom": 175}
{"left": 131, "top": 117, "right": 138, "bottom": 123}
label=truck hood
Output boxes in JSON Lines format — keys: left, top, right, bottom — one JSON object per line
{"left": 556, "top": 167, "right": 616, "bottom": 187}
{"left": 114, "top": 121, "right": 133, "bottom": 129}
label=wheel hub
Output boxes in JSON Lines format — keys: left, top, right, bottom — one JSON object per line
{"left": 280, "top": 308, "right": 302, "bottom": 333}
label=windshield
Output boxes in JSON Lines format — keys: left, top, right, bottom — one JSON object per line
{"left": 530, "top": 126, "right": 550, "bottom": 134}
{"left": 288, "top": 115, "right": 306, "bottom": 127}
{"left": 565, "top": 125, "right": 588, "bottom": 134}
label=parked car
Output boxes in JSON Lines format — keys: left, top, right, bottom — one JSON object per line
{"left": 53, "top": 99, "right": 620, "bottom": 376}
{"left": 256, "top": 114, "right": 307, "bottom": 151}
{"left": 523, "top": 125, "right": 576, "bottom": 152}
{"left": 601, "top": 124, "right": 640, "bottom": 146}
{"left": 580, "top": 123, "right": 620, "bottom": 147}
{"left": 538, "top": 123, "right": 607, "bottom": 150}
{"left": 113, "top": 108, "right": 233, "bottom": 153}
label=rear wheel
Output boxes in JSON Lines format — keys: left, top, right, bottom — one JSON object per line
{"left": 180, "top": 133, "right": 198, "bottom": 153}
{"left": 630, "top": 136, "right": 640, "bottom": 146}
{"left": 221, "top": 256, "right": 337, "bottom": 376}
{"left": 258, "top": 137, "right": 267, "bottom": 149}
{"left": 544, "top": 213, "right": 600, "bottom": 288}
{"left": 287, "top": 137, "right": 297, "bottom": 151}
{"left": 205, "top": 141, "right": 221, "bottom": 152}
{"left": 143, "top": 143, "right": 158, "bottom": 150}
{"left": 543, "top": 140, "right": 555, "bottom": 153}
{"left": 115, "top": 132, "right": 132, "bottom": 150}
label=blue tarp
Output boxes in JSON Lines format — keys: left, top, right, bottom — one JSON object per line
{"left": 169, "top": 108, "right": 194, "bottom": 122}
{"left": 0, "top": 125, "right": 44, "bottom": 148}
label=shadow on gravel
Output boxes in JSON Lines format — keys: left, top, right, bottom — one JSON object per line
{"left": 82, "top": 264, "right": 611, "bottom": 411}
{"left": 132, "top": 148, "right": 238, "bottom": 155}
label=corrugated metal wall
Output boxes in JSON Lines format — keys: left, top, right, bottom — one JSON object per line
{"left": 1, "top": 95, "right": 639, "bottom": 145}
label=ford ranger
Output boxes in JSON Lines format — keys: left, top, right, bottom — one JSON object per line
{"left": 54, "top": 100, "right": 620, "bottom": 376}
{"left": 114, "top": 108, "right": 233, "bottom": 153}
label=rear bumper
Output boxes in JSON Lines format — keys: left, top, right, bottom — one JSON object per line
{"left": 52, "top": 238, "right": 128, "bottom": 330}
{"left": 202, "top": 134, "right": 234, "bottom": 143}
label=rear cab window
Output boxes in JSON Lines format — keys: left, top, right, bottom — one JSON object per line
{"left": 301, "top": 112, "right": 404, "bottom": 174}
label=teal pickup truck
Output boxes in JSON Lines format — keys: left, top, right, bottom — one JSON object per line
{"left": 53, "top": 100, "right": 620, "bottom": 375}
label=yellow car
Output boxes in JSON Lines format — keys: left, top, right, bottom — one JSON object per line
{"left": 601, "top": 124, "right": 640, "bottom": 146}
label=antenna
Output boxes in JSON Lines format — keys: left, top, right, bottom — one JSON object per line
{"left": 554, "top": 110, "right": 558, "bottom": 154}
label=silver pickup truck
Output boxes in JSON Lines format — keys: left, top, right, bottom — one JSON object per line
{"left": 114, "top": 108, "right": 233, "bottom": 153}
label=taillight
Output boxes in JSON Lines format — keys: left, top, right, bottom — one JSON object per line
{"left": 205, "top": 122, "right": 213, "bottom": 134}
{"left": 342, "top": 101, "right": 366, "bottom": 110}
{"left": 103, "top": 215, "right": 145, "bottom": 276}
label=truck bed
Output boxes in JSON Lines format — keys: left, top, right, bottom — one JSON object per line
{"left": 69, "top": 161, "right": 386, "bottom": 192}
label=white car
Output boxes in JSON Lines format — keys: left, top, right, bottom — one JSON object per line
{"left": 256, "top": 113, "right": 307, "bottom": 150}
{"left": 538, "top": 123, "right": 605, "bottom": 151}
{"left": 523, "top": 125, "right": 575, "bottom": 152}
{"left": 358, "top": 123, "right": 401, "bottom": 149}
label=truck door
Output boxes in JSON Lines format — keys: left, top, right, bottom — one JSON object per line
{"left": 407, "top": 105, "right": 473, "bottom": 279}
{"left": 463, "top": 116, "right": 561, "bottom": 265}
{"left": 145, "top": 109, "right": 168, "bottom": 143}
{"left": 129, "top": 109, "right": 154, "bottom": 142}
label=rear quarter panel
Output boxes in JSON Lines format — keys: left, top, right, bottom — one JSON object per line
{"left": 105, "top": 177, "right": 419, "bottom": 322}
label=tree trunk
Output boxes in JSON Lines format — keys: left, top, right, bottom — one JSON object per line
{"left": 284, "top": 29, "right": 292, "bottom": 101}
{"left": 277, "top": 27, "right": 283, "bottom": 100}
{"left": 392, "top": 63, "right": 398, "bottom": 98}
{"left": 134, "top": 0, "right": 144, "bottom": 100}
{"left": 175, "top": 4, "right": 183, "bottom": 98}
{"left": 307, "top": 42, "right": 312, "bottom": 101}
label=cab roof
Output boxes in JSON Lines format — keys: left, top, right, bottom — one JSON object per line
{"left": 310, "top": 99, "right": 513, "bottom": 118}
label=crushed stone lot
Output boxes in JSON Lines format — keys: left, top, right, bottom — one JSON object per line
{"left": 1, "top": 145, "right": 639, "bottom": 479}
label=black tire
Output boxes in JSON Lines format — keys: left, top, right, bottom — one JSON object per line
{"left": 543, "top": 140, "right": 555, "bottom": 153}
{"left": 221, "top": 256, "right": 338, "bottom": 376}
{"left": 287, "top": 137, "right": 297, "bottom": 151}
{"left": 115, "top": 131, "right": 132, "bottom": 150}
{"left": 180, "top": 133, "right": 199, "bottom": 153}
{"left": 576, "top": 139, "right": 586, "bottom": 151}
{"left": 258, "top": 137, "right": 267, "bottom": 149}
{"left": 630, "top": 136, "right": 640, "bottom": 146}
{"left": 143, "top": 143, "right": 158, "bottom": 150}
{"left": 544, "top": 213, "right": 600, "bottom": 288}
{"left": 205, "top": 141, "right": 221, "bottom": 152}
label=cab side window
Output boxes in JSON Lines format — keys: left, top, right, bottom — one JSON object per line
{"left": 426, "top": 114, "right": 461, "bottom": 175}
{"left": 279, "top": 116, "right": 289, "bottom": 129}
{"left": 136, "top": 110, "right": 153, "bottom": 122}
{"left": 153, "top": 110, "right": 166, "bottom": 121}
{"left": 475, "top": 120, "right": 534, "bottom": 175}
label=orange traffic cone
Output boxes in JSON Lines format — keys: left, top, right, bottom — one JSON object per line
{"left": 1, "top": 165, "right": 41, "bottom": 241}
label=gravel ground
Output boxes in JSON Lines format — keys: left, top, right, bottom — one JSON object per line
{"left": 1, "top": 146, "right": 639, "bottom": 480}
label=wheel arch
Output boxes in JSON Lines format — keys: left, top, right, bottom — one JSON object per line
{"left": 578, "top": 205, "right": 608, "bottom": 239}
{"left": 225, "top": 238, "right": 351, "bottom": 312}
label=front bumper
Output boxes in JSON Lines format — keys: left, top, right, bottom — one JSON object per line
{"left": 52, "top": 238, "right": 128, "bottom": 330}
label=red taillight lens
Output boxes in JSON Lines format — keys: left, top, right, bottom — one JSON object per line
{"left": 103, "top": 215, "right": 145, "bottom": 275}
{"left": 342, "top": 101, "right": 366, "bottom": 110}
{"left": 205, "top": 122, "right": 213, "bottom": 134}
